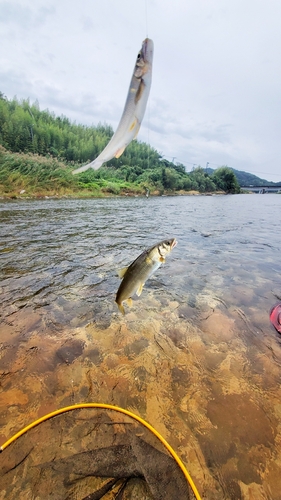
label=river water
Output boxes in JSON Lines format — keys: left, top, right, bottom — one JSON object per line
{"left": 0, "top": 194, "right": 281, "bottom": 499}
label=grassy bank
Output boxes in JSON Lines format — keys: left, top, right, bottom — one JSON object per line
{"left": 0, "top": 146, "right": 148, "bottom": 198}
{"left": 0, "top": 146, "right": 237, "bottom": 199}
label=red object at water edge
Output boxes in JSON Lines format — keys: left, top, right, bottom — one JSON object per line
{"left": 269, "top": 303, "right": 281, "bottom": 333}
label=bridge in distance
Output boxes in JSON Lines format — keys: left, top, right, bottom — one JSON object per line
{"left": 240, "top": 185, "right": 281, "bottom": 193}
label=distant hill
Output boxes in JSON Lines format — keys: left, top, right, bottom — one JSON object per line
{"left": 206, "top": 167, "right": 281, "bottom": 187}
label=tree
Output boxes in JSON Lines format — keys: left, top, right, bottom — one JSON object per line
{"left": 189, "top": 167, "right": 208, "bottom": 192}
{"left": 212, "top": 167, "right": 240, "bottom": 193}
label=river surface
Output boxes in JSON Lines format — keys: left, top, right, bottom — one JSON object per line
{"left": 0, "top": 194, "right": 281, "bottom": 499}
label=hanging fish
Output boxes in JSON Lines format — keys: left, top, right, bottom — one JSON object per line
{"left": 116, "top": 238, "right": 177, "bottom": 315}
{"left": 72, "top": 38, "right": 154, "bottom": 174}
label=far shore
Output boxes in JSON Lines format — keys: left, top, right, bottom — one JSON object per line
{"left": 0, "top": 189, "right": 233, "bottom": 200}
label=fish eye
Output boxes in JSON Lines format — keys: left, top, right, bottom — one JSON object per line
{"left": 137, "top": 52, "right": 141, "bottom": 59}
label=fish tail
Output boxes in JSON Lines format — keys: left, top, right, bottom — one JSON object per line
{"left": 116, "top": 301, "right": 125, "bottom": 315}
{"left": 72, "top": 158, "right": 104, "bottom": 175}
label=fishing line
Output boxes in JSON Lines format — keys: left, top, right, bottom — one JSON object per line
{"left": 144, "top": 0, "right": 151, "bottom": 175}
{"left": 145, "top": 0, "right": 149, "bottom": 37}
{"left": 146, "top": 97, "right": 151, "bottom": 172}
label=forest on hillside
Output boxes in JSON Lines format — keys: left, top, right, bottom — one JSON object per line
{"left": 0, "top": 93, "right": 241, "bottom": 196}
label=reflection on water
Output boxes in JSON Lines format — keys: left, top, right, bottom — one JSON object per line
{"left": 1, "top": 194, "right": 281, "bottom": 499}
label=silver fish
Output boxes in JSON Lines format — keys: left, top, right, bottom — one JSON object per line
{"left": 116, "top": 238, "right": 177, "bottom": 315}
{"left": 73, "top": 38, "right": 154, "bottom": 174}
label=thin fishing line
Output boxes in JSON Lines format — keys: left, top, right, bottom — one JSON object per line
{"left": 144, "top": 0, "right": 150, "bottom": 172}
{"left": 145, "top": 0, "right": 149, "bottom": 37}
{"left": 147, "top": 98, "right": 150, "bottom": 171}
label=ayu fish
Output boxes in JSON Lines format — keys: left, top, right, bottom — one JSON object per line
{"left": 72, "top": 38, "right": 154, "bottom": 174}
{"left": 116, "top": 238, "right": 177, "bottom": 315}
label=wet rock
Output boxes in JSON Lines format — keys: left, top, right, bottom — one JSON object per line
{"left": 86, "top": 347, "right": 102, "bottom": 366}
{"left": 207, "top": 393, "right": 276, "bottom": 449}
{"left": 54, "top": 339, "right": 85, "bottom": 365}
{"left": 124, "top": 338, "right": 149, "bottom": 360}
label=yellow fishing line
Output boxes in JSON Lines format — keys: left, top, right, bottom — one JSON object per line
{"left": 0, "top": 403, "right": 202, "bottom": 500}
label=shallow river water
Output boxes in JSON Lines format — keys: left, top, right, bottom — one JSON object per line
{"left": 0, "top": 194, "right": 281, "bottom": 499}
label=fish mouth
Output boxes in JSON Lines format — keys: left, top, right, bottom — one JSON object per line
{"left": 171, "top": 238, "right": 177, "bottom": 249}
{"left": 142, "top": 38, "right": 154, "bottom": 61}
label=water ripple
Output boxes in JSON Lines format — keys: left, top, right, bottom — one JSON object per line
{"left": 1, "top": 195, "right": 281, "bottom": 330}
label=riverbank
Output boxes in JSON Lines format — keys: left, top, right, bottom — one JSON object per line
{"left": 0, "top": 145, "right": 241, "bottom": 199}
{"left": 0, "top": 188, "right": 227, "bottom": 200}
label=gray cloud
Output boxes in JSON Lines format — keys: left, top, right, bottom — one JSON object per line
{"left": 0, "top": 2, "right": 33, "bottom": 26}
{"left": 0, "top": 1, "right": 55, "bottom": 28}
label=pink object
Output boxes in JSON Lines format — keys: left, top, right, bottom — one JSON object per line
{"left": 270, "top": 303, "right": 281, "bottom": 333}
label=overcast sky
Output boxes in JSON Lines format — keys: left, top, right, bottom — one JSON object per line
{"left": 1, "top": 0, "right": 281, "bottom": 181}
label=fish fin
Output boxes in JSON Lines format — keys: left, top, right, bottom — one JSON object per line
{"left": 135, "top": 80, "right": 145, "bottom": 103}
{"left": 136, "top": 283, "right": 144, "bottom": 296}
{"left": 127, "top": 118, "right": 140, "bottom": 140}
{"left": 159, "top": 257, "right": 165, "bottom": 263}
{"left": 127, "top": 298, "right": 133, "bottom": 308}
{"left": 115, "top": 146, "right": 126, "bottom": 159}
{"left": 117, "top": 302, "right": 125, "bottom": 315}
{"left": 133, "top": 122, "right": 140, "bottom": 139}
{"left": 117, "top": 267, "right": 128, "bottom": 279}
{"left": 129, "top": 119, "right": 137, "bottom": 132}
{"left": 72, "top": 158, "right": 104, "bottom": 174}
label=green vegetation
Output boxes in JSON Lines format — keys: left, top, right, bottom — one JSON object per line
{"left": 0, "top": 93, "right": 241, "bottom": 197}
